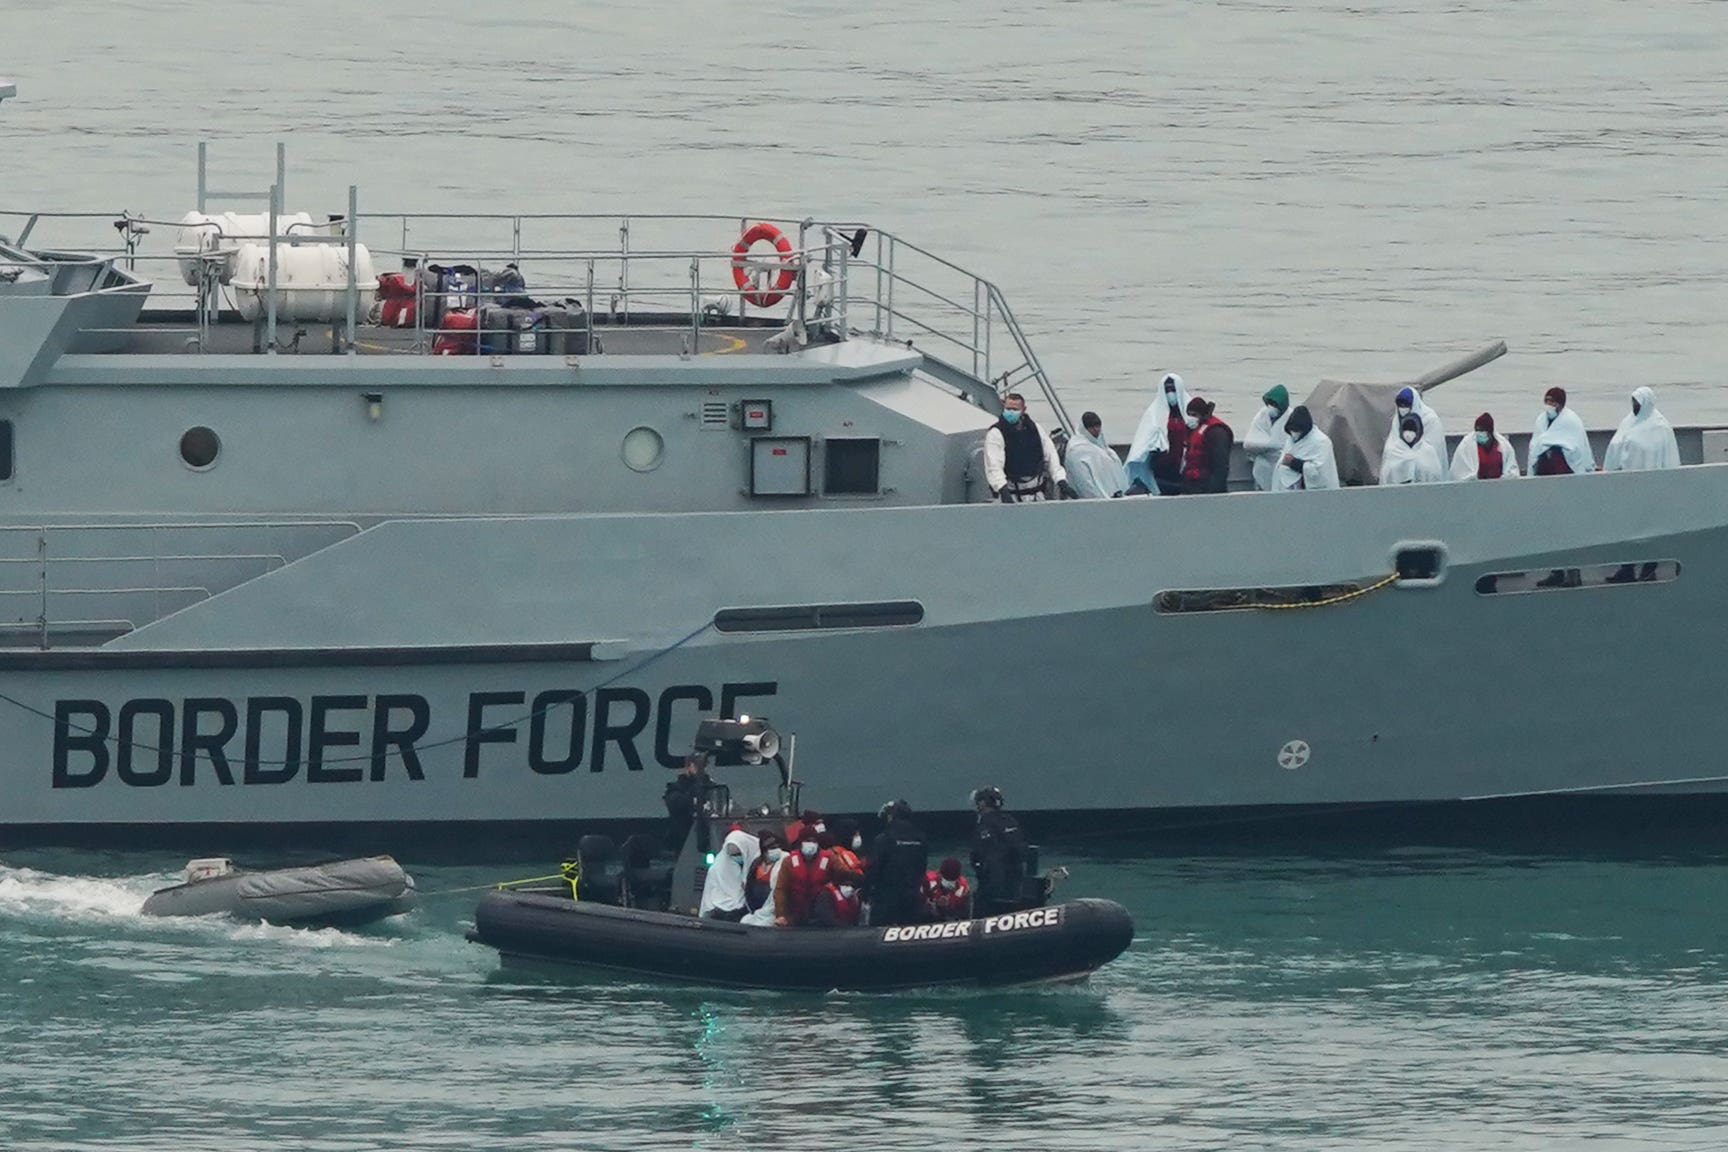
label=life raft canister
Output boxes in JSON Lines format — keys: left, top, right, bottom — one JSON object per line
{"left": 731, "top": 222, "right": 796, "bottom": 308}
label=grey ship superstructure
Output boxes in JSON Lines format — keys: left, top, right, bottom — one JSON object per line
{"left": 1, "top": 144, "right": 1724, "bottom": 843}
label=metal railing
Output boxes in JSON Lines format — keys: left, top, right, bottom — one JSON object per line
{"left": 0, "top": 143, "right": 1071, "bottom": 430}
{"left": 0, "top": 519, "right": 360, "bottom": 649}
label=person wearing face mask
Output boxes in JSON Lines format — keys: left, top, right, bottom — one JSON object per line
{"left": 1529, "top": 387, "right": 1596, "bottom": 476}
{"left": 1241, "top": 385, "right": 1292, "bottom": 491}
{"left": 1272, "top": 405, "right": 1340, "bottom": 491}
{"left": 1125, "top": 373, "right": 1191, "bottom": 495}
{"left": 983, "top": 392, "right": 1076, "bottom": 503}
{"left": 1603, "top": 386, "right": 1680, "bottom": 472}
{"left": 785, "top": 809, "right": 826, "bottom": 847}
{"left": 774, "top": 828, "right": 862, "bottom": 927}
{"left": 741, "top": 832, "right": 788, "bottom": 927}
{"left": 698, "top": 827, "right": 760, "bottom": 922}
{"left": 922, "top": 857, "right": 973, "bottom": 922}
{"left": 1379, "top": 412, "right": 1445, "bottom": 484}
{"left": 969, "top": 786, "right": 1031, "bottom": 917}
{"left": 1382, "top": 386, "right": 1445, "bottom": 479}
{"left": 825, "top": 818, "right": 866, "bottom": 877}
{"left": 865, "top": 799, "right": 929, "bottom": 927}
{"left": 1064, "top": 410, "right": 1130, "bottom": 498}
{"left": 1450, "top": 412, "right": 1520, "bottom": 480}
{"left": 1179, "top": 396, "right": 1235, "bottom": 495}
{"left": 808, "top": 878, "right": 864, "bottom": 928}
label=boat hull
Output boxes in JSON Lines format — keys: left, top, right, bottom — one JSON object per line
{"left": 470, "top": 893, "right": 1136, "bottom": 990}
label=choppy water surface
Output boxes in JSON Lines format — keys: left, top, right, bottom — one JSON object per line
{"left": 2, "top": 846, "right": 1725, "bottom": 1150}
{"left": 5, "top": 0, "right": 1728, "bottom": 433}
{"left": 5, "top": 3, "right": 1728, "bottom": 1146}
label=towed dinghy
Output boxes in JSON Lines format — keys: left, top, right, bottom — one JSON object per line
{"left": 468, "top": 716, "right": 1134, "bottom": 989}
{"left": 141, "top": 856, "right": 416, "bottom": 927}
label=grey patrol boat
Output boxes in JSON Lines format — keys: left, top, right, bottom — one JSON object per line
{"left": 0, "top": 136, "right": 1723, "bottom": 846}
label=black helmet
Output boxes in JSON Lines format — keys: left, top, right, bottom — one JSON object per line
{"left": 971, "top": 786, "right": 1004, "bottom": 809}
{"left": 878, "top": 798, "right": 912, "bottom": 822}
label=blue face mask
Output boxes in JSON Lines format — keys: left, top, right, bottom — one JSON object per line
{"left": 1475, "top": 431, "right": 1490, "bottom": 445}
{"left": 1003, "top": 409, "right": 1022, "bottom": 424}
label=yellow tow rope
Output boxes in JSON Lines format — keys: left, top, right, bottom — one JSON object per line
{"left": 1253, "top": 572, "right": 1401, "bottom": 611}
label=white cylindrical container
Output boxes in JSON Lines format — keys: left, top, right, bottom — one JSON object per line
{"left": 173, "top": 210, "right": 317, "bottom": 286}
{"left": 230, "top": 241, "right": 378, "bottom": 323}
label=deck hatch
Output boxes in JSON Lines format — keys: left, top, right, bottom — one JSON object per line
{"left": 713, "top": 600, "right": 924, "bottom": 633}
{"left": 823, "top": 437, "right": 881, "bottom": 495}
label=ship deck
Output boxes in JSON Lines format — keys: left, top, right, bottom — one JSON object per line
{"left": 118, "top": 311, "right": 791, "bottom": 357}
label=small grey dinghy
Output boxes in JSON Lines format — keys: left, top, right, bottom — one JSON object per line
{"left": 141, "top": 856, "right": 417, "bottom": 927}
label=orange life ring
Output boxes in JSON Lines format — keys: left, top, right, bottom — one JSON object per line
{"left": 732, "top": 222, "right": 796, "bottom": 308}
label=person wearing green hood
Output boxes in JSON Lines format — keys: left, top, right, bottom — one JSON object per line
{"left": 1242, "top": 385, "right": 1292, "bottom": 491}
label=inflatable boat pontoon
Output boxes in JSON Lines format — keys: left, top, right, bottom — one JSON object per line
{"left": 141, "top": 855, "right": 417, "bottom": 927}
{"left": 471, "top": 890, "right": 1133, "bottom": 990}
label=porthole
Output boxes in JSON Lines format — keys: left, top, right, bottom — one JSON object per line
{"left": 621, "top": 426, "right": 665, "bottom": 473}
{"left": 179, "top": 426, "right": 220, "bottom": 471}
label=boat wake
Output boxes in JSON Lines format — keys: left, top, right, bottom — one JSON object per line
{"left": 0, "top": 860, "right": 397, "bottom": 948}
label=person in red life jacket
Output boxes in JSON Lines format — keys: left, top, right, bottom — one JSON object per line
{"left": 784, "top": 809, "right": 826, "bottom": 847}
{"left": 1179, "top": 396, "right": 1235, "bottom": 495}
{"left": 923, "top": 857, "right": 973, "bottom": 922}
{"left": 808, "top": 880, "right": 863, "bottom": 928}
{"left": 984, "top": 392, "right": 1078, "bottom": 503}
{"left": 774, "top": 828, "right": 863, "bottom": 927}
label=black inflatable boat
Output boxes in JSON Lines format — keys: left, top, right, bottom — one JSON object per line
{"left": 469, "top": 715, "right": 1135, "bottom": 990}
{"left": 471, "top": 891, "right": 1134, "bottom": 990}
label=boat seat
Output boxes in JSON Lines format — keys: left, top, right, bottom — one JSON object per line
{"left": 618, "top": 833, "right": 672, "bottom": 912}
{"left": 574, "top": 834, "right": 623, "bottom": 905}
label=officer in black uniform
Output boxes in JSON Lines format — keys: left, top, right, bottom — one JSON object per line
{"left": 969, "top": 786, "right": 1031, "bottom": 916}
{"left": 661, "top": 753, "right": 714, "bottom": 852}
{"left": 864, "top": 799, "right": 929, "bottom": 927}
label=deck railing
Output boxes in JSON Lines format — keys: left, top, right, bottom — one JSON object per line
{"left": 0, "top": 144, "right": 1071, "bottom": 430}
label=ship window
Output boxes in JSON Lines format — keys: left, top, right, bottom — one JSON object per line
{"left": 621, "top": 426, "right": 665, "bottom": 473}
{"left": 0, "top": 420, "right": 13, "bottom": 481}
{"left": 1154, "top": 583, "right": 1366, "bottom": 614}
{"left": 824, "top": 438, "right": 881, "bottom": 496}
{"left": 713, "top": 600, "right": 924, "bottom": 633}
{"left": 1474, "top": 561, "right": 1680, "bottom": 595}
{"left": 179, "top": 426, "right": 220, "bottom": 471}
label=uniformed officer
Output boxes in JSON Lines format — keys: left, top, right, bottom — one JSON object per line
{"left": 984, "top": 393, "right": 1079, "bottom": 503}
{"left": 864, "top": 799, "right": 929, "bottom": 927}
{"left": 969, "top": 786, "right": 1031, "bottom": 916}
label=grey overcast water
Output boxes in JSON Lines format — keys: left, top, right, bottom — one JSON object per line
{"left": 4, "top": 2, "right": 1728, "bottom": 1150}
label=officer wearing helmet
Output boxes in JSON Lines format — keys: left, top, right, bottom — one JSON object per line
{"left": 969, "top": 786, "right": 1031, "bottom": 916}
{"left": 864, "top": 798, "right": 929, "bottom": 927}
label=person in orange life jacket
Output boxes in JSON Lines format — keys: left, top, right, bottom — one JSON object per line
{"left": 984, "top": 392, "right": 1078, "bottom": 503}
{"left": 808, "top": 878, "right": 863, "bottom": 928}
{"left": 775, "top": 828, "right": 863, "bottom": 927}
{"left": 923, "top": 857, "right": 973, "bottom": 922}
{"left": 744, "top": 832, "right": 785, "bottom": 909}
{"left": 824, "top": 818, "right": 865, "bottom": 877}
{"left": 1179, "top": 396, "right": 1235, "bottom": 495}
